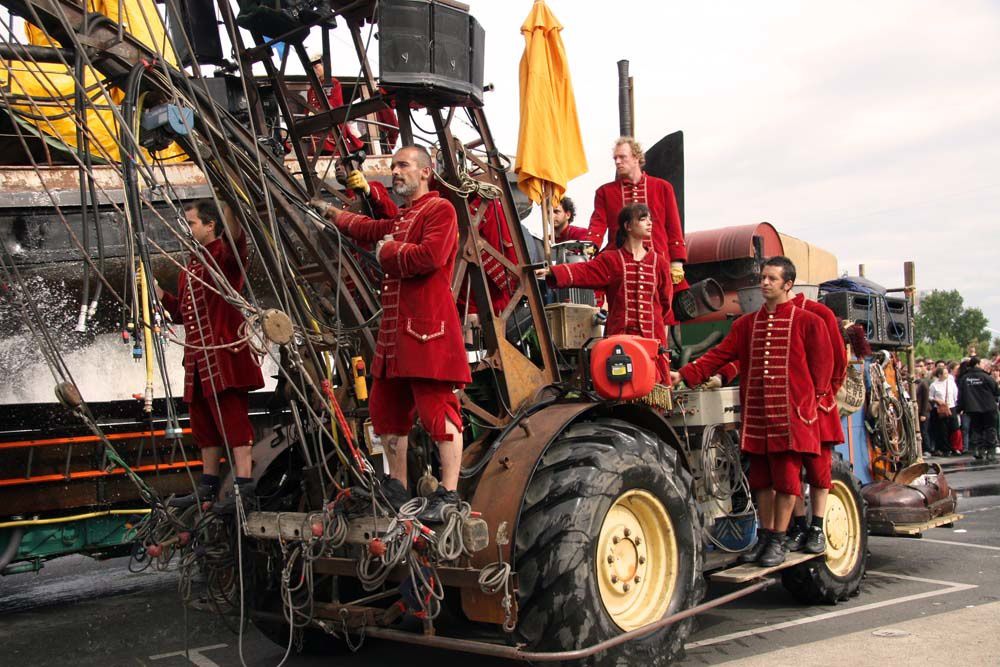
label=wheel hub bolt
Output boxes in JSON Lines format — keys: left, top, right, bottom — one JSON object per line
{"left": 634, "top": 536, "right": 642, "bottom": 545}
{"left": 634, "top": 576, "right": 641, "bottom": 583}
{"left": 623, "top": 584, "right": 630, "bottom": 592}
{"left": 612, "top": 536, "right": 620, "bottom": 544}
{"left": 638, "top": 556, "right": 646, "bottom": 565}
{"left": 607, "top": 555, "right": 614, "bottom": 564}
{"left": 623, "top": 528, "right": 631, "bottom": 537}
{"left": 611, "top": 575, "right": 618, "bottom": 583}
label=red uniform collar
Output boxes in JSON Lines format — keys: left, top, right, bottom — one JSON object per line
{"left": 405, "top": 191, "right": 441, "bottom": 210}
{"left": 760, "top": 299, "right": 796, "bottom": 317}
{"left": 618, "top": 172, "right": 647, "bottom": 186}
{"left": 791, "top": 292, "right": 807, "bottom": 307}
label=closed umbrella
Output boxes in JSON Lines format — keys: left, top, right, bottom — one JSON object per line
{"left": 514, "top": 0, "right": 588, "bottom": 259}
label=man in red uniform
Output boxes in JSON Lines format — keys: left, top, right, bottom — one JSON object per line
{"left": 313, "top": 145, "right": 470, "bottom": 521}
{"left": 158, "top": 200, "right": 264, "bottom": 512}
{"left": 306, "top": 53, "right": 364, "bottom": 156}
{"left": 553, "top": 196, "right": 588, "bottom": 243}
{"left": 711, "top": 291, "right": 848, "bottom": 554}
{"left": 586, "top": 138, "right": 688, "bottom": 308}
{"left": 671, "top": 257, "right": 834, "bottom": 566}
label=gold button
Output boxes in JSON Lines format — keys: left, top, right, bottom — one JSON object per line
{"left": 765, "top": 351, "right": 770, "bottom": 356}
{"left": 421, "top": 334, "right": 428, "bottom": 341}
{"left": 766, "top": 333, "right": 772, "bottom": 338}
{"left": 764, "top": 370, "right": 769, "bottom": 375}
{"left": 768, "top": 314, "right": 774, "bottom": 319}
{"left": 764, "top": 360, "right": 769, "bottom": 365}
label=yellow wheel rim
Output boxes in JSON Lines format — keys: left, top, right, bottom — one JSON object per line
{"left": 824, "top": 479, "right": 862, "bottom": 577}
{"left": 596, "top": 489, "right": 677, "bottom": 631}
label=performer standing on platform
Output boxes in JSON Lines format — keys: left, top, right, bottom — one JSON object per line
{"left": 538, "top": 203, "right": 673, "bottom": 382}
{"left": 158, "top": 200, "right": 264, "bottom": 513}
{"left": 586, "top": 137, "right": 688, "bottom": 320}
{"left": 312, "top": 145, "right": 470, "bottom": 522}
{"left": 671, "top": 257, "right": 834, "bottom": 567}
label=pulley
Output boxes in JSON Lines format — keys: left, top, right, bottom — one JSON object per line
{"left": 54, "top": 381, "right": 83, "bottom": 409}
{"left": 261, "top": 308, "right": 294, "bottom": 345}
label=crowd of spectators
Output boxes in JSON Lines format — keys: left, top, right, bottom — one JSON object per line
{"left": 914, "top": 356, "right": 1000, "bottom": 461}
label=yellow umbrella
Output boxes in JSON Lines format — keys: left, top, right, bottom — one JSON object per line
{"left": 514, "top": 0, "right": 588, "bottom": 257}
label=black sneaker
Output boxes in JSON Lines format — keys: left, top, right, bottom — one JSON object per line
{"left": 381, "top": 478, "right": 411, "bottom": 512}
{"left": 759, "top": 533, "right": 788, "bottom": 567}
{"left": 785, "top": 528, "right": 807, "bottom": 552}
{"left": 416, "top": 488, "right": 460, "bottom": 523}
{"left": 213, "top": 481, "right": 257, "bottom": 516}
{"left": 168, "top": 483, "right": 216, "bottom": 510}
{"left": 739, "top": 533, "right": 768, "bottom": 563}
{"left": 804, "top": 526, "right": 826, "bottom": 554}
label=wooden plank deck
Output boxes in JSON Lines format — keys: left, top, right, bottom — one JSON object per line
{"left": 709, "top": 551, "right": 822, "bottom": 584}
{"left": 869, "top": 512, "right": 964, "bottom": 537}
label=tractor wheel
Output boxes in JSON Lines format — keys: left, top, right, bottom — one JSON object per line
{"left": 781, "top": 458, "right": 868, "bottom": 604}
{"left": 513, "top": 418, "right": 704, "bottom": 666}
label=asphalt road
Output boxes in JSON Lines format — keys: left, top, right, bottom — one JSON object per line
{"left": 2, "top": 457, "right": 998, "bottom": 667}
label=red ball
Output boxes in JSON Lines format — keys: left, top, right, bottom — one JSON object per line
{"left": 178, "top": 531, "right": 191, "bottom": 546}
{"left": 368, "top": 538, "right": 386, "bottom": 557}
{"left": 146, "top": 544, "right": 162, "bottom": 558}
{"left": 311, "top": 522, "right": 324, "bottom": 538}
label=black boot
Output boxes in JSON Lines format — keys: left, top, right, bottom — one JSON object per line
{"left": 785, "top": 527, "right": 807, "bottom": 552}
{"left": 739, "top": 531, "right": 769, "bottom": 563}
{"left": 759, "top": 532, "right": 788, "bottom": 567}
{"left": 380, "top": 478, "right": 412, "bottom": 512}
{"left": 213, "top": 480, "right": 257, "bottom": 516}
{"left": 804, "top": 525, "right": 827, "bottom": 554}
{"left": 417, "top": 488, "right": 460, "bottom": 523}
{"left": 168, "top": 482, "right": 217, "bottom": 510}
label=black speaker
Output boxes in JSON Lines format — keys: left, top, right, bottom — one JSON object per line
{"left": 378, "top": 0, "right": 484, "bottom": 105}
{"left": 820, "top": 291, "right": 884, "bottom": 344}
{"left": 883, "top": 296, "right": 913, "bottom": 347}
{"left": 644, "top": 131, "right": 685, "bottom": 230}
{"left": 167, "top": 0, "right": 224, "bottom": 66}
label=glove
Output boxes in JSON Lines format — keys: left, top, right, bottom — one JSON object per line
{"left": 670, "top": 261, "right": 685, "bottom": 285}
{"left": 700, "top": 375, "right": 723, "bottom": 390}
{"left": 346, "top": 169, "right": 370, "bottom": 195}
{"left": 310, "top": 196, "right": 331, "bottom": 216}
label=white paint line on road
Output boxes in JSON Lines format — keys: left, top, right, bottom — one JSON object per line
{"left": 918, "top": 538, "right": 1000, "bottom": 551}
{"left": 150, "top": 643, "right": 228, "bottom": 667}
{"left": 685, "top": 571, "right": 977, "bottom": 649}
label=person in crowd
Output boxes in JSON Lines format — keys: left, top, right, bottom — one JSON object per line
{"left": 586, "top": 137, "right": 688, "bottom": 322}
{"left": 929, "top": 365, "right": 962, "bottom": 456}
{"left": 957, "top": 356, "right": 1000, "bottom": 461}
{"left": 671, "top": 256, "right": 834, "bottom": 567}
{"left": 553, "top": 196, "right": 589, "bottom": 243}
{"left": 306, "top": 51, "right": 365, "bottom": 156}
{"left": 312, "top": 145, "right": 470, "bottom": 522}
{"left": 158, "top": 200, "right": 264, "bottom": 513}
{"left": 916, "top": 360, "right": 934, "bottom": 457}
{"left": 538, "top": 203, "right": 674, "bottom": 382}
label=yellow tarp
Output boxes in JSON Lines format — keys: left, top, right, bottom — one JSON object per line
{"left": 0, "top": 0, "right": 183, "bottom": 163}
{"left": 515, "top": 0, "right": 587, "bottom": 205}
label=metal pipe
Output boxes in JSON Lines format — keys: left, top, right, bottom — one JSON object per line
{"left": 617, "top": 60, "right": 633, "bottom": 137}
{"left": 0, "top": 528, "right": 24, "bottom": 572}
{"left": 362, "top": 579, "right": 772, "bottom": 661}
{"left": 0, "top": 44, "right": 75, "bottom": 63}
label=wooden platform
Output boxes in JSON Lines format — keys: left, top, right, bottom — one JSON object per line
{"left": 709, "top": 552, "right": 822, "bottom": 584}
{"left": 868, "top": 512, "right": 964, "bottom": 537}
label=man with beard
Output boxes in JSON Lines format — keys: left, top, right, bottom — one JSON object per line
{"left": 312, "top": 145, "right": 470, "bottom": 522}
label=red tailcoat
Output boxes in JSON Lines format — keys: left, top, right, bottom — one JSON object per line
{"left": 461, "top": 197, "right": 519, "bottom": 316}
{"left": 548, "top": 248, "right": 673, "bottom": 382}
{"left": 307, "top": 80, "right": 364, "bottom": 155}
{"left": 555, "top": 224, "right": 590, "bottom": 243}
{"left": 336, "top": 192, "right": 471, "bottom": 384}
{"left": 715, "top": 294, "right": 848, "bottom": 446}
{"left": 161, "top": 231, "right": 264, "bottom": 403}
{"left": 679, "top": 300, "right": 833, "bottom": 455}
{"left": 587, "top": 173, "right": 687, "bottom": 267}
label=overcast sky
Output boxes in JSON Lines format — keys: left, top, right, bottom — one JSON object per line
{"left": 449, "top": 0, "right": 1000, "bottom": 330}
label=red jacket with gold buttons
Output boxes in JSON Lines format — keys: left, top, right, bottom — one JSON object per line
{"left": 586, "top": 173, "right": 687, "bottom": 272}
{"left": 679, "top": 300, "right": 833, "bottom": 455}
{"left": 160, "top": 230, "right": 264, "bottom": 402}
{"left": 335, "top": 191, "right": 471, "bottom": 385}
{"left": 548, "top": 247, "right": 673, "bottom": 382}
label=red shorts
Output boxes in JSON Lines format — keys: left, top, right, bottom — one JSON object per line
{"left": 802, "top": 444, "right": 833, "bottom": 489}
{"left": 369, "top": 377, "right": 462, "bottom": 442}
{"left": 747, "top": 451, "right": 803, "bottom": 497}
{"left": 188, "top": 385, "right": 254, "bottom": 450}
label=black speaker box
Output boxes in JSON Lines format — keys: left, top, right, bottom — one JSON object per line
{"left": 167, "top": 0, "right": 224, "bottom": 66}
{"left": 820, "top": 291, "right": 884, "bottom": 344}
{"left": 378, "top": 0, "right": 484, "bottom": 106}
{"left": 882, "top": 296, "right": 913, "bottom": 347}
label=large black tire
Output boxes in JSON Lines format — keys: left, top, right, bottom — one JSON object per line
{"left": 781, "top": 458, "right": 868, "bottom": 604}
{"left": 514, "top": 418, "right": 705, "bottom": 666}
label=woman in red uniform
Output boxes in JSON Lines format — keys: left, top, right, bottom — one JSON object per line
{"left": 538, "top": 203, "right": 673, "bottom": 382}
